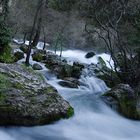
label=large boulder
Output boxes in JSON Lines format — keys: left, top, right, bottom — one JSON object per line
{"left": 102, "top": 84, "right": 140, "bottom": 119}
{"left": 0, "top": 63, "right": 74, "bottom": 126}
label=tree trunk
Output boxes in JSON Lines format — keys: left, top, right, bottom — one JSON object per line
{"left": 25, "top": 0, "right": 44, "bottom": 65}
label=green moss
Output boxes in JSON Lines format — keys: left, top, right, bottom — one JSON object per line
{"left": 32, "top": 53, "right": 44, "bottom": 62}
{"left": 66, "top": 107, "right": 74, "bottom": 118}
{"left": 103, "top": 89, "right": 138, "bottom": 119}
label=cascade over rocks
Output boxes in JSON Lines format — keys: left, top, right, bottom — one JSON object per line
{"left": 32, "top": 50, "right": 84, "bottom": 79}
{"left": 0, "top": 63, "right": 74, "bottom": 126}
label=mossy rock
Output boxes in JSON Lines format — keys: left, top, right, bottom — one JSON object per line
{"left": 0, "top": 63, "right": 74, "bottom": 126}
{"left": 102, "top": 84, "right": 140, "bottom": 119}
{"left": 32, "top": 52, "right": 46, "bottom": 62}
{"left": 14, "top": 51, "right": 24, "bottom": 62}
{"left": 20, "top": 44, "right": 28, "bottom": 53}
{"left": 32, "top": 63, "right": 43, "bottom": 70}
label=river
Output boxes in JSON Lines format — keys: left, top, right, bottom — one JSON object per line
{"left": 0, "top": 50, "right": 140, "bottom": 140}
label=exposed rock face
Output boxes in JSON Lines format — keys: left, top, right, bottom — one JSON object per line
{"left": 102, "top": 84, "right": 140, "bottom": 119}
{"left": 0, "top": 63, "right": 74, "bottom": 126}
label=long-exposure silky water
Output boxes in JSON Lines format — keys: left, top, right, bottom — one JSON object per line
{"left": 1, "top": 50, "right": 140, "bottom": 140}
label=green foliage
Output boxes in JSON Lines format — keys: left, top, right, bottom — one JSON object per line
{"left": 0, "top": 45, "right": 14, "bottom": 63}
{"left": 49, "top": 0, "right": 76, "bottom": 11}
{"left": 66, "top": 107, "right": 74, "bottom": 118}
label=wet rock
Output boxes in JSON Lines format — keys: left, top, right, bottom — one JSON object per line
{"left": 59, "top": 78, "right": 79, "bottom": 88}
{"left": 14, "top": 51, "right": 24, "bottom": 62}
{"left": 102, "top": 84, "right": 140, "bottom": 119}
{"left": 85, "top": 52, "right": 95, "bottom": 58}
{"left": 0, "top": 63, "right": 74, "bottom": 126}
{"left": 20, "top": 44, "right": 28, "bottom": 53}
{"left": 44, "top": 53, "right": 82, "bottom": 79}
{"left": 63, "top": 77, "right": 79, "bottom": 86}
{"left": 32, "top": 63, "right": 43, "bottom": 70}
{"left": 32, "top": 51, "right": 83, "bottom": 79}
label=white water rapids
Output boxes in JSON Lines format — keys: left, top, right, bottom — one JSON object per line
{"left": 1, "top": 50, "right": 140, "bottom": 140}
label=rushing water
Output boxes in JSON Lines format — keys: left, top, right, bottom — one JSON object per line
{"left": 1, "top": 50, "right": 140, "bottom": 140}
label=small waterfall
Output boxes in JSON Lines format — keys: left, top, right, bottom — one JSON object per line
{"left": 79, "top": 66, "right": 109, "bottom": 94}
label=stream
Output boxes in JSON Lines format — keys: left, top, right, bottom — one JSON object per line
{"left": 1, "top": 50, "right": 140, "bottom": 140}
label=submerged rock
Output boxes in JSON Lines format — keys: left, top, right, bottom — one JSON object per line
{"left": 102, "top": 84, "right": 140, "bottom": 119}
{"left": 85, "top": 52, "right": 95, "bottom": 58}
{"left": 0, "top": 63, "right": 74, "bottom": 126}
